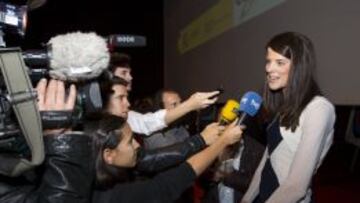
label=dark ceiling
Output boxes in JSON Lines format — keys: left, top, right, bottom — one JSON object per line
{"left": 6, "top": 0, "right": 164, "bottom": 100}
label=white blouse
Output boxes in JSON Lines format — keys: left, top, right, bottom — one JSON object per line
{"left": 242, "top": 96, "right": 336, "bottom": 203}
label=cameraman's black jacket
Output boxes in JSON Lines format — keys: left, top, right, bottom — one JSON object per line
{"left": 136, "top": 133, "right": 206, "bottom": 173}
{"left": 0, "top": 133, "right": 94, "bottom": 203}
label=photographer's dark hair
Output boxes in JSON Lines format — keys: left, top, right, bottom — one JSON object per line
{"left": 91, "top": 114, "right": 130, "bottom": 188}
{"left": 263, "top": 32, "right": 321, "bottom": 131}
{"left": 109, "top": 53, "right": 131, "bottom": 72}
{"left": 99, "top": 75, "right": 129, "bottom": 112}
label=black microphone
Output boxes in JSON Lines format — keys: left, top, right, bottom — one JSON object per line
{"left": 107, "top": 34, "right": 147, "bottom": 50}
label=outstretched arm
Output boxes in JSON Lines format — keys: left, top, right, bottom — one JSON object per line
{"left": 187, "top": 120, "right": 243, "bottom": 176}
{"left": 136, "top": 122, "right": 224, "bottom": 173}
{"left": 164, "top": 91, "right": 219, "bottom": 124}
{"left": 128, "top": 91, "right": 219, "bottom": 135}
{"left": 93, "top": 121, "right": 244, "bottom": 203}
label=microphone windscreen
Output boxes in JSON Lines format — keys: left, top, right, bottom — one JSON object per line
{"left": 220, "top": 99, "right": 240, "bottom": 123}
{"left": 48, "top": 32, "right": 110, "bottom": 82}
{"left": 239, "top": 91, "right": 262, "bottom": 117}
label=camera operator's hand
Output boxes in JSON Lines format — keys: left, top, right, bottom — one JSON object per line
{"left": 36, "top": 79, "right": 76, "bottom": 135}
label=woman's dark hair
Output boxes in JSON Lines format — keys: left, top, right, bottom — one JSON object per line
{"left": 91, "top": 114, "right": 129, "bottom": 188}
{"left": 263, "top": 32, "right": 321, "bottom": 131}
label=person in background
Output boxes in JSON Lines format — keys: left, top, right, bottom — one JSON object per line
{"left": 143, "top": 89, "right": 191, "bottom": 150}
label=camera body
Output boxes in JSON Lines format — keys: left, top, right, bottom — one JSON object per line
{"left": 0, "top": 47, "right": 107, "bottom": 153}
{"left": 23, "top": 48, "right": 105, "bottom": 123}
{"left": 0, "top": 3, "right": 109, "bottom": 176}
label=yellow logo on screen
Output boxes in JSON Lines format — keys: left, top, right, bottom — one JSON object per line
{"left": 177, "top": 0, "right": 287, "bottom": 54}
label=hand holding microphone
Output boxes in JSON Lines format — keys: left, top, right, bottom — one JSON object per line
{"left": 217, "top": 119, "right": 244, "bottom": 146}
{"left": 200, "top": 122, "right": 225, "bottom": 145}
{"left": 184, "top": 91, "right": 220, "bottom": 111}
{"left": 233, "top": 91, "right": 263, "bottom": 156}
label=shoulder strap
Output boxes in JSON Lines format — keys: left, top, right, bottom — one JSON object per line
{"left": 0, "top": 47, "right": 44, "bottom": 176}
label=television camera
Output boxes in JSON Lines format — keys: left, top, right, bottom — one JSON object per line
{"left": 0, "top": 1, "right": 146, "bottom": 177}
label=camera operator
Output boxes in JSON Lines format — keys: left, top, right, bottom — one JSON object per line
{"left": 0, "top": 79, "right": 93, "bottom": 203}
{"left": 109, "top": 53, "right": 219, "bottom": 135}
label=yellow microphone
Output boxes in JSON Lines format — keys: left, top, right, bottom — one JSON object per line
{"left": 219, "top": 99, "right": 240, "bottom": 125}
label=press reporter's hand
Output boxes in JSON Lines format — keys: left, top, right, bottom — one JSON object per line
{"left": 184, "top": 91, "right": 219, "bottom": 111}
{"left": 220, "top": 119, "right": 244, "bottom": 145}
{"left": 36, "top": 79, "right": 76, "bottom": 135}
{"left": 200, "top": 122, "right": 225, "bottom": 145}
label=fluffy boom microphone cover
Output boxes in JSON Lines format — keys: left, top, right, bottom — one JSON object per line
{"left": 47, "top": 32, "right": 110, "bottom": 82}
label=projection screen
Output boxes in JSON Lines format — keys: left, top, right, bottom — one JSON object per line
{"left": 164, "top": 0, "right": 360, "bottom": 105}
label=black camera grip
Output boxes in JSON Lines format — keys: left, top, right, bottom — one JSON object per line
{"left": 40, "top": 111, "right": 73, "bottom": 129}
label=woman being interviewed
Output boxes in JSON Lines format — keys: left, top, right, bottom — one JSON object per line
{"left": 241, "top": 32, "right": 335, "bottom": 203}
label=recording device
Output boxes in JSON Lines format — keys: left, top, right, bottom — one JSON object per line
{"left": 23, "top": 34, "right": 147, "bottom": 81}
{"left": 26, "top": 32, "right": 110, "bottom": 124}
{"left": 107, "top": 34, "right": 146, "bottom": 51}
{"left": 219, "top": 99, "right": 240, "bottom": 125}
{"left": 209, "top": 87, "right": 224, "bottom": 99}
{"left": 0, "top": 30, "right": 111, "bottom": 176}
{"left": 237, "top": 91, "right": 263, "bottom": 126}
{"left": 218, "top": 91, "right": 262, "bottom": 126}
{"left": 235, "top": 91, "right": 262, "bottom": 156}
{"left": 0, "top": 1, "right": 147, "bottom": 177}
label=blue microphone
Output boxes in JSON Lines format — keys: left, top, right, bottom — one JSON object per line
{"left": 237, "top": 91, "right": 263, "bottom": 125}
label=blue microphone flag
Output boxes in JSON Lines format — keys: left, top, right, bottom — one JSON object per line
{"left": 239, "top": 91, "right": 262, "bottom": 117}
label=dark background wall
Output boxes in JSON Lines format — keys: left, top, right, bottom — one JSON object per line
{"left": 163, "top": 2, "right": 360, "bottom": 202}
{"left": 6, "top": 0, "right": 164, "bottom": 101}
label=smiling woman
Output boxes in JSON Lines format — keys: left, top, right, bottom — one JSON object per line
{"left": 241, "top": 32, "right": 336, "bottom": 203}
{"left": 265, "top": 47, "right": 291, "bottom": 91}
